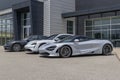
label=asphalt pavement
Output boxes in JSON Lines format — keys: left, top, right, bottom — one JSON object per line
{"left": 0, "top": 47, "right": 120, "bottom": 80}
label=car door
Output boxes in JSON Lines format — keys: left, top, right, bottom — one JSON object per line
{"left": 75, "top": 37, "right": 98, "bottom": 54}
{"left": 69, "top": 37, "right": 87, "bottom": 55}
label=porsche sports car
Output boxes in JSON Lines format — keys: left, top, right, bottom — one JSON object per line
{"left": 39, "top": 35, "right": 113, "bottom": 58}
{"left": 24, "top": 34, "right": 73, "bottom": 53}
{"left": 4, "top": 35, "right": 47, "bottom": 52}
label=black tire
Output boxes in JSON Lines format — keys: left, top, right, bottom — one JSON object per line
{"left": 12, "top": 44, "right": 21, "bottom": 52}
{"left": 59, "top": 46, "right": 72, "bottom": 58}
{"left": 102, "top": 44, "right": 113, "bottom": 55}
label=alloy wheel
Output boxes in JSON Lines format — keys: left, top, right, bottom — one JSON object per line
{"left": 59, "top": 46, "right": 72, "bottom": 58}
{"left": 12, "top": 44, "right": 21, "bottom": 52}
{"left": 103, "top": 44, "right": 112, "bottom": 55}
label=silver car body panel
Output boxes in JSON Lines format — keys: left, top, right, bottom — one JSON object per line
{"left": 39, "top": 40, "right": 113, "bottom": 57}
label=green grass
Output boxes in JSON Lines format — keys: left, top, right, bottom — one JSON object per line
{"left": 0, "top": 32, "right": 13, "bottom": 38}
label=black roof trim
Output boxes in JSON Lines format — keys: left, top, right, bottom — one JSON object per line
{"left": 62, "top": 4, "right": 120, "bottom": 18}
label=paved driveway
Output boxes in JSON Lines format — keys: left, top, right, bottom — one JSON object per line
{"left": 0, "top": 47, "right": 120, "bottom": 80}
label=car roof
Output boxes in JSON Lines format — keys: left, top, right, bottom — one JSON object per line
{"left": 73, "top": 35, "right": 87, "bottom": 38}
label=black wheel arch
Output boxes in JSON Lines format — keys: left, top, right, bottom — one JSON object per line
{"left": 103, "top": 43, "right": 113, "bottom": 50}
{"left": 56, "top": 45, "right": 73, "bottom": 53}
{"left": 38, "top": 43, "right": 47, "bottom": 48}
{"left": 11, "top": 43, "right": 23, "bottom": 50}
{"left": 102, "top": 43, "right": 113, "bottom": 54}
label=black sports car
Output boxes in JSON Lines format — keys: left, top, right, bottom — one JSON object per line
{"left": 4, "top": 35, "right": 47, "bottom": 52}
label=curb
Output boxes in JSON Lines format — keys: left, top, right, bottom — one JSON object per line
{"left": 114, "top": 53, "right": 120, "bottom": 62}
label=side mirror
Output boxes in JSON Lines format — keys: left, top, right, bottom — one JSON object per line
{"left": 74, "top": 39, "right": 79, "bottom": 43}
{"left": 54, "top": 38, "right": 60, "bottom": 42}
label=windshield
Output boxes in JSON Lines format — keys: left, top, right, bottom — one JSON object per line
{"left": 23, "top": 36, "right": 31, "bottom": 41}
{"left": 23, "top": 35, "right": 37, "bottom": 41}
{"left": 47, "top": 34, "right": 58, "bottom": 40}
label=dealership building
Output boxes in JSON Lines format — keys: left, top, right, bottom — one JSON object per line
{"left": 0, "top": 0, "right": 120, "bottom": 46}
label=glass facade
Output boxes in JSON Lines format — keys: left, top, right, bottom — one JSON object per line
{"left": 85, "top": 16, "right": 120, "bottom": 46}
{"left": 0, "top": 14, "right": 13, "bottom": 45}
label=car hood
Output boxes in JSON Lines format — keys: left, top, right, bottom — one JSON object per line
{"left": 5, "top": 40, "right": 27, "bottom": 45}
{"left": 40, "top": 42, "right": 71, "bottom": 49}
{"left": 27, "top": 40, "right": 55, "bottom": 45}
{"left": 37, "top": 40, "right": 55, "bottom": 44}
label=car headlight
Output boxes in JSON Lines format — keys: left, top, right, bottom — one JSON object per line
{"left": 46, "top": 46, "right": 57, "bottom": 51}
{"left": 38, "top": 43, "right": 46, "bottom": 48}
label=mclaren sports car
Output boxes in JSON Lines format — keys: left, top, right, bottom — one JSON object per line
{"left": 39, "top": 35, "right": 113, "bottom": 58}
{"left": 24, "top": 34, "right": 73, "bottom": 53}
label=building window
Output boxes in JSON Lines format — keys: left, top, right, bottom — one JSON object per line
{"left": 0, "top": 14, "right": 13, "bottom": 45}
{"left": 85, "top": 16, "right": 120, "bottom": 46}
{"left": 21, "top": 12, "right": 30, "bottom": 26}
{"left": 67, "top": 20, "right": 74, "bottom": 34}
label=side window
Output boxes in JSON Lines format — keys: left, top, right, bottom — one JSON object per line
{"left": 57, "top": 35, "right": 70, "bottom": 40}
{"left": 75, "top": 37, "right": 89, "bottom": 42}
{"left": 38, "top": 36, "right": 47, "bottom": 40}
{"left": 80, "top": 37, "right": 89, "bottom": 42}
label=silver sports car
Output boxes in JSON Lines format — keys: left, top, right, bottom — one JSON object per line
{"left": 39, "top": 36, "right": 113, "bottom": 58}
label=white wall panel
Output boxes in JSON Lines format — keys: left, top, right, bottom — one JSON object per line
{"left": 43, "top": 0, "right": 51, "bottom": 36}
{"left": 50, "top": 0, "right": 75, "bottom": 35}
{"left": 0, "top": 8, "right": 12, "bottom": 15}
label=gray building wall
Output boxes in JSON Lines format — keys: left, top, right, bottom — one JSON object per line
{"left": 76, "top": 0, "right": 120, "bottom": 11}
{"left": 12, "top": 0, "right": 43, "bottom": 40}
{"left": 50, "top": 0, "right": 75, "bottom": 35}
{"left": 43, "top": 0, "right": 75, "bottom": 36}
{"left": 30, "top": 0, "right": 44, "bottom": 35}
{"left": 0, "top": 0, "right": 28, "bottom": 10}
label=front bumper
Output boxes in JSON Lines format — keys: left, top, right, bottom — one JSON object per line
{"left": 40, "top": 52, "right": 50, "bottom": 56}
{"left": 39, "top": 49, "right": 59, "bottom": 57}
{"left": 4, "top": 45, "right": 11, "bottom": 51}
{"left": 24, "top": 45, "right": 38, "bottom": 53}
